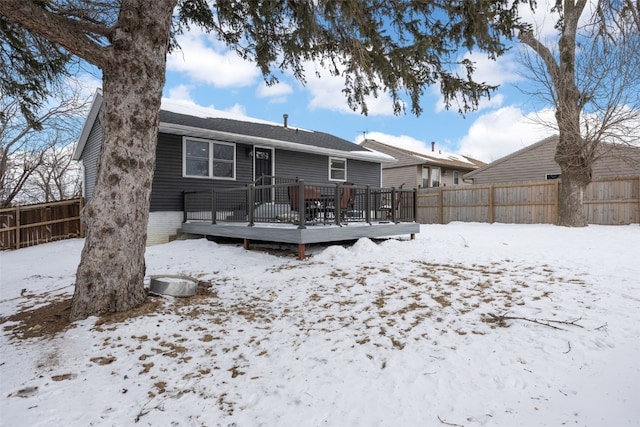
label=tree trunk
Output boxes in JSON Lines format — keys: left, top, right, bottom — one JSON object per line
{"left": 70, "top": 1, "right": 175, "bottom": 320}
{"left": 553, "top": 1, "right": 591, "bottom": 227}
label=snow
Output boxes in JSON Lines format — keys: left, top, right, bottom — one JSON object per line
{"left": 161, "top": 97, "right": 304, "bottom": 129}
{"left": 413, "top": 150, "right": 475, "bottom": 165}
{"left": 1, "top": 223, "right": 639, "bottom": 426}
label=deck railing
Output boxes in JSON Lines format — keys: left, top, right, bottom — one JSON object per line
{"left": 184, "top": 180, "right": 416, "bottom": 228}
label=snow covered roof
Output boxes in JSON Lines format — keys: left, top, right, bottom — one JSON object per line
{"left": 360, "top": 139, "right": 485, "bottom": 170}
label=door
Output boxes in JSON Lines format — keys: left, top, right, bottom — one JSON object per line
{"left": 254, "top": 147, "right": 273, "bottom": 203}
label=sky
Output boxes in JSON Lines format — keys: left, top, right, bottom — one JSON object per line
{"left": 69, "top": 2, "right": 621, "bottom": 164}
{"left": 1, "top": 222, "right": 639, "bottom": 426}
{"left": 157, "top": 2, "right": 567, "bottom": 163}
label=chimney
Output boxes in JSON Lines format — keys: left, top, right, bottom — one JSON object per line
{"left": 283, "top": 113, "right": 289, "bottom": 128}
{"left": 431, "top": 141, "right": 435, "bottom": 152}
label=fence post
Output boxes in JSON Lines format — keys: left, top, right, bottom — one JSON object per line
{"left": 15, "top": 205, "right": 20, "bottom": 250}
{"left": 412, "top": 189, "right": 417, "bottom": 223}
{"left": 489, "top": 185, "right": 495, "bottom": 224}
{"left": 637, "top": 176, "right": 640, "bottom": 224}
{"left": 438, "top": 188, "right": 443, "bottom": 225}
{"left": 554, "top": 180, "right": 560, "bottom": 225}
{"left": 334, "top": 183, "right": 341, "bottom": 225}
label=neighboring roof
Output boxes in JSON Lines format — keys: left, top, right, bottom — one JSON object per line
{"left": 360, "top": 139, "right": 485, "bottom": 170}
{"left": 73, "top": 90, "right": 395, "bottom": 163}
{"left": 463, "top": 135, "right": 558, "bottom": 179}
{"left": 463, "top": 134, "right": 640, "bottom": 181}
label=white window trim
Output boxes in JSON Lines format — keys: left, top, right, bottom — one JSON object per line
{"left": 329, "top": 157, "right": 347, "bottom": 182}
{"left": 183, "top": 136, "right": 236, "bottom": 180}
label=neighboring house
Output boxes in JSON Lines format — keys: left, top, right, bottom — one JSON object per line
{"left": 73, "top": 91, "right": 395, "bottom": 245}
{"left": 463, "top": 135, "right": 640, "bottom": 185}
{"left": 360, "top": 139, "right": 485, "bottom": 189}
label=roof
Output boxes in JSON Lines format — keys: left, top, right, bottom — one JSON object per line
{"left": 463, "top": 135, "right": 559, "bottom": 179}
{"left": 464, "top": 134, "right": 640, "bottom": 181}
{"left": 73, "top": 90, "right": 395, "bottom": 164}
{"left": 360, "top": 139, "right": 485, "bottom": 170}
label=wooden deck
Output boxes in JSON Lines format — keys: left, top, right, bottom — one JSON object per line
{"left": 181, "top": 220, "right": 420, "bottom": 259}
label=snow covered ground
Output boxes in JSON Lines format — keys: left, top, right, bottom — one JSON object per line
{"left": 1, "top": 223, "right": 639, "bottom": 426}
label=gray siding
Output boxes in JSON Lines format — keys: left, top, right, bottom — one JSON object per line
{"left": 469, "top": 139, "right": 559, "bottom": 185}
{"left": 383, "top": 165, "right": 419, "bottom": 189}
{"left": 467, "top": 137, "right": 640, "bottom": 185}
{"left": 150, "top": 132, "right": 254, "bottom": 212}
{"left": 273, "top": 150, "right": 380, "bottom": 186}
{"left": 592, "top": 145, "right": 640, "bottom": 177}
{"left": 82, "top": 130, "right": 383, "bottom": 213}
{"left": 81, "top": 118, "right": 103, "bottom": 200}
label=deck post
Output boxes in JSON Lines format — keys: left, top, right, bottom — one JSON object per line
{"left": 391, "top": 187, "right": 397, "bottom": 223}
{"left": 248, "top": 184, "right": 255, "bottom": 227}
{"left": 413, "top": 189, "right": 418, "bottom": 223}
{"left": 244, "top": 239, "right": 250, "bottom": 250}
{"left": 183, "top": 192, "right": 188, "bottom": 223}
{"left": 211, "top": 190, "right": 216, "bottom": 224}
{"left": 365, "top": 185, "right": 372, "bottom": 224}
{"left": 334, "top": 183, "right": 341, "bottom": 225}
{"left": 298, "top": 243, "right": 305, "bottom": 260}
{"left": 297, "top": 180, "right": 306, "bottom": 229}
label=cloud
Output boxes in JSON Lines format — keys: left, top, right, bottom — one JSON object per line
{"left": 256, "top": 81, "right": 293, "bottom": 104}
{"left": 167, "top": 30, "right": 260, "bottom": 88}
{"left": 166, "top": 84, "right": 196, "bottom": 103}
{"left": 71, "top": 73, "right": 102, "bottom": 99}
{"left": 225, "top": 103, "right": 247, "bottom": 116}
{"left": 356, "top": 132, "right": 465, "bottom": 161}
{"left": 433, "top": 52, "right": 522, "bottom": 113}
{"left": 457, "top": 107, "right": 557, "bottom": 162}
{"left": 518, "top": 0, "right": 561, "bottom": 41}
{"left": 302, "top": 61, "right": 398, "bottom": 116}
{"left": 256, "top": 82, "right": 293, "bottom": 98}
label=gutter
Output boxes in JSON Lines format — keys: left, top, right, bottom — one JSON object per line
{"left": 158, "top": 122, "right": 397, "bottom": 164}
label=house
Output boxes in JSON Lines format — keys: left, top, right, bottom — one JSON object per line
{"left": 360, "top": 139, "right": 485, "bottom": 189}
{"left": 73, "top": 91, "right": 400, "bottom": 246}
{"left": 463, "top": 135, "right": 640, "bottom": 185}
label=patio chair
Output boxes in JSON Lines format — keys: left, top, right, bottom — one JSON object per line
{"left": 338, "top": 182, "right": 355, "bottom": 220}
{"left": 288, "top": 185, "right": 322, "bottom": 221}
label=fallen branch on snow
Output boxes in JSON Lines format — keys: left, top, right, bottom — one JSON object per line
{"left": 437, "top": 415, "right": 465, "bottom": 427}
{"left": 485, "top": 313, "right": 584, "bottom": 331}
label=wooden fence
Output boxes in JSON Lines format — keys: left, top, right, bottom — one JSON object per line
{"left": 0, "top": 198, "right": 84, "bottom": 250}
{"left": 417, "top": 176, "right": 640, "bottom": 225}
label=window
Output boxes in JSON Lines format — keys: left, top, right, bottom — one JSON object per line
{"left": 546, "top": 173, "right": 561, "bottom": 180}
{"left": 453, "top": 171, "right": 459, "bottom": 185}
{"left": 430, "top": 167, "right": 441, "bottom": 187}
{"left": 329, "top": 157, "right": 346, "bottom": 181}
{"left": 183, "top": 137, "right": 235, "bottom": 179}
{"left": 421, "top": 166, "right": 441, "bottom": 187}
